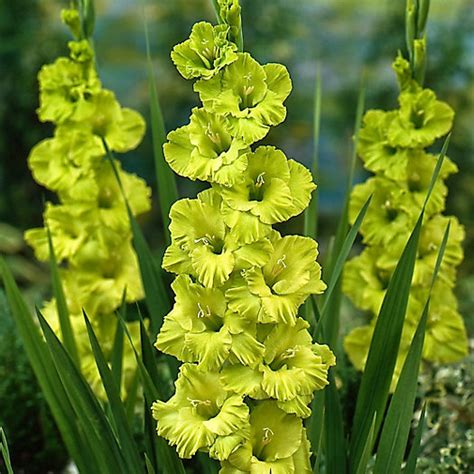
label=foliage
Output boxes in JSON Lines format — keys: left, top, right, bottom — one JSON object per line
{"left": 416, "top": 348, "right": 474, "bottom": 472}
{"left": 0, "top": 289, "right": 68, "bottom": 474}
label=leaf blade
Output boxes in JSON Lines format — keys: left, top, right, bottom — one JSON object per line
{"left": 36, "top": 308, "right": 127, "bottom": 474}
{"left": 83, "top": 311, "right": 143, "bottom": 473}
{"left": 47, "top": 226, "right": 79, "bottom": 366}
{"left": 0, "top": 258, "right": 94, "bottom": 473}
{"left": 142, "top": 9, "right": 178, "bottom": 245}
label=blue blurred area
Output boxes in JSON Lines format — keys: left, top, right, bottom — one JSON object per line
{"left": 1, "top": 0, "right": 473, "bottom": 262}
{"left": 92, "top": 0, "right": 474, "bottom": 216}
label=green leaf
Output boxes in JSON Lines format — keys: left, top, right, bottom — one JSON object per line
{"left": 83, "top": 311, "right": 143, "bottom": 473}
{"left": 116, "top": 312, "right": 187, "bottom": 474}
{"left": 36, "top": 307, "right": 127, "bottom": 474}
{"left": 124, "top": 370, "right": 140, "bottom": 424}
{"left": 198, "top": 452, "right": 219, "bottom": 474}
{"left": 422, "top": 134, "right": 449, "bottom": 211}
{"left": 314, "top": 79, "right": 366, "bottom": 348}
{"left": 313, "top": 195, "right": 371, "bottom": 343}
{"left": 111, "top": 314, "right": 125, "bottom": 389}
{"left": 103, "top": 141, "right": 171, "bottom": 337}
{"left": 302, "top": 66, "right": 322, "bottom": 326}
{"left": 304, "top": 65, "right": 322, "bottom": 240}
{"left": 143, "top": 11, "right": 178, "bottom": 245}
{"left": 46, "top": 226, "right": 79, "bottom": 367}
{"left": 145, "top": 453, "right": 157, "bottom": 474}
{"left": 0, "top": 258, "right": 94, "bottom": 473}
{"left": 355, "top": 414, "right": 376, "bottom": 474}
{"left": 308, "top": 390, "right": 325, "bottom": 473}
{"left": 211, "top": 0, "right": 223, "bottom": 23}
{"left": 129, "top": 211, "right": 171, "bottom": 337}
{"left": 116, "top": 311, "right": 163, "bottom": 402}
{"left": 79, "top": 0, "right": 96, "bottom": 38}
{"left": 348, "top": 212, "right": 422, "bottom": 472}
{"left": 138, "top": 310, "right": 170, "bottom": 396}
{"left": 324, "top": 368, "right": 347, "bottom": 474}
{"left": 373, "top": 301, "right": 428, "bottom": 474}
{"left": 348, "top": 141, "right": 449, "bottom": 472}
{"left": 0, "top": 427, "right": 14, "bottom": 474}
{"left": 404, "top": 404, "right": 427, "bottom": 474}
{"left": 374, "top": 223, "right": 450, "bottom": 473}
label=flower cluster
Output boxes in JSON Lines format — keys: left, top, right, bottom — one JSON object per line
{"left": 343, "top": 54, "right": 468, "bottom": 388}
{"left": 152, "top": 1, "right": 335, "bottom": 471}
{"left": 24, "top": 8, "right": 151, "bottom": 398}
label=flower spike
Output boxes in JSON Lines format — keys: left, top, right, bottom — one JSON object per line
{"left": 25, "top": 6, "right": 151, "bottom": 398}
{"left": 343, "top": 48, "right": 467, "bottom": 389}
{"left": 154, "top": 1, "right": 334, "bottom": 469}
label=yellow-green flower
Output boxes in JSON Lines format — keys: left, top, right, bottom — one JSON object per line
{"left": 156, "top": 3, "right": 332, "bottom": 468}
{"left": 344, "top": 51, "right": 466, "bottom": 388}
{"left": 164, "top": 107, "right": 249, "bottom": 186}
{"left": 156, "top": 275, "right": 264, "bottom": 370}
{"left": 220, "top": 401, "right": 310, "bottom": 474}
{"left": 171, "top": 22, "right": 238, "bottom": 80}
{"left": 37, "top": 56, "right": 100, "bottom": 123}
{"left": 195, "top": 53, "right": 292, "bottom": 143}
{"left": 388, "top": 89, "right": 454, "bottom": 148}
{"left": 152, "top": 364, "right": 249, "bottom": 459}
{"left": 163, "top": 191, "right": 272, "bottom": 287}
{"left": 216, "top": 146, "right": 315, "bottom": 225}
{"left": 25, "top": 6, "right": 152, "bottom": 401}
{"left": 226, "top": 232, "right": 325, "bottom": 325}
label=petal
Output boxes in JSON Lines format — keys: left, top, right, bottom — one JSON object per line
{"left": 263, "top": 63, "right": 292, "bottom": 101}
{"left": 191, "top": 245, "right": 235, "bottom": 288}
{"left": 220, "top": 364, "right": 265, "bottom": 399}
{"left": 185, "top": 328, "right": 233, "bottom": 370}
{"left": 106, "top": 108, "right": 145, "bottom": 153}
{"left": 204, "top": 395, "right": 249, "bottom": 436}
{"left": 287, "top": 160, "right": 316, "bottom": 217}
{"left": 155, "top": 314, "right": 193, "bottom": 362}
{"left": 249, "top": 401, "right": 302, "bottom": 462}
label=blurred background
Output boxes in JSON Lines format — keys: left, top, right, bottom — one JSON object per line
{"left": 0, "top": 0, "right": 472, "bottom": 472}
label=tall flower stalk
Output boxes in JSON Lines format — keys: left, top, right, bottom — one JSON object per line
{"left": 152, "top": 0, "right": 335, "bottom": 471}
{"left": 24, "top": 6, "right": 151, "bottom": 398}
{"left": 343, "top": 0, "right": 467, "bottom": 388}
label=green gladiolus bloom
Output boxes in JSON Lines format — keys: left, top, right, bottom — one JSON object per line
{"left": 195, "top": 53, "right": 291, "bottom": 143}
{"left": 83, "top": 90, "right": 146, "bottom": 152}
{"left": 171, "top": 22, "right": 238, "bottom": 80}
{"left": 226, "top": 233, "right": 325, "bottom": 324}
{"left": 349, "top": 177, "right": 416, "bottom": 246}
{"left": 387, "top": 89, "right": 454, "bottom": 149}
{"left": 164, "top": 107, "right": 249, "bottom": 186}
{"left": 37, "top": 56, "right": 100, "bottom": 124}
{"left": 156, "top": 3, "right": 334, "bottom": 468}
{"left": 164, "top": 192, "right": 272, "bottom": 287}
{"left": 342, "top": 247, "right": 389, "bottom": 315}
{"left": 28, "top": 127, "right": 102, "bottom": 199}
{"left": 259, "top": 318, "right": 335, "bottom": 409}
{"left": 152, "top": 364, "right": 249, "bottom": 459}
{"left": 25, "top": 202, "right": 97, "bottom": 263}
{"left": 216, "top": 146, "right": 315, "bottom": 225}
{"left": 220, "top": 401, "right": 309, "bottom": 473}
{"left": 156, "top": 275, "right": 264, "bottom": 370}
